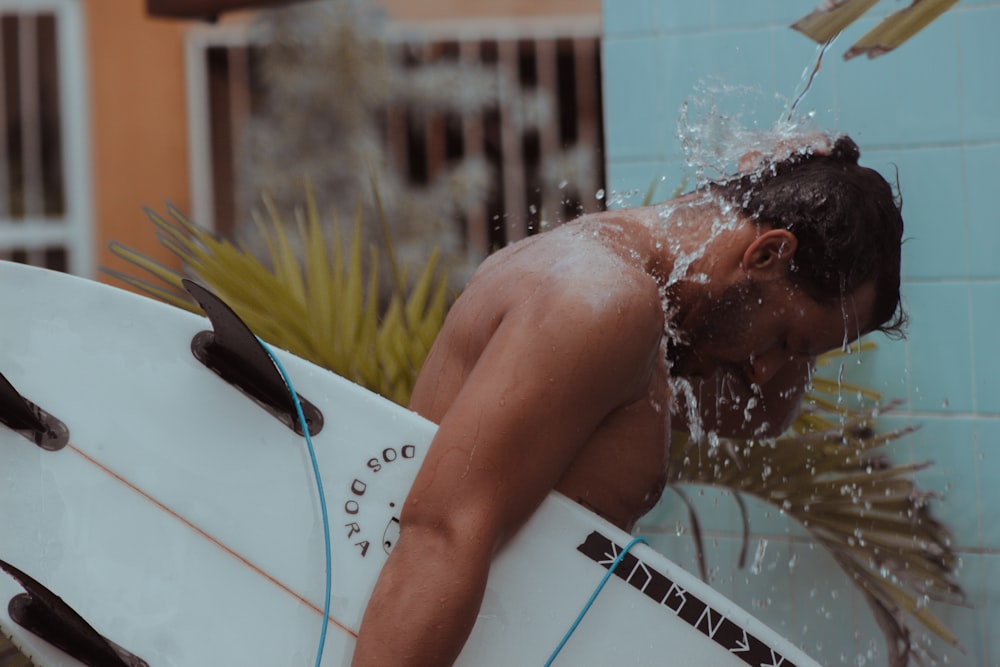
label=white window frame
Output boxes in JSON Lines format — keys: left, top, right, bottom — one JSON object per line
{"left": 0, "top": 0, "right": 92, "bottom": 276}
{"left": 183, "top": 14, "right": 603, "bottom": 254}
{"left": 184, "top": 19, "right": 256, "bottom": 233}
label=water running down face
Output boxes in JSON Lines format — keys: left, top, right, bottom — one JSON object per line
{"left": 668, "top": 272, "right": 877, "bottom": 392}
{"left": 663, "top": 133, "right": 902, "bottom": 398}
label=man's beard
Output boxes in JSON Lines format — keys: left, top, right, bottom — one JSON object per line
{"left": 666, "top": 277, "right": 763, "bottom": 380}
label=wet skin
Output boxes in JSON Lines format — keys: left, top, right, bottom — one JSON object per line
{"left": 351, "top": 202, "right": 877, "bottom": 667}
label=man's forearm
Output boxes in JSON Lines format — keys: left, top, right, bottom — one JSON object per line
{"left": 352, "top": 529, "right": 490, "bottom": 667}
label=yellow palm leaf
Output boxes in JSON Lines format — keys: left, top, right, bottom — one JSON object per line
{"left": 844, "top": 0, "right": 960, "bottom": 59}
{"left": 103, "top": 189, "right": 449, "bottom": 406}
{"left": 792, "top": 0, "right": 960, "bottom": 60}
{"left": 792, "top": 0, "right": 880, "bottom": 44}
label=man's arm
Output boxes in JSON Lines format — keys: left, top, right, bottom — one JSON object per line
{"left": 350, "top": 285, "right": 662, "bottom": 667}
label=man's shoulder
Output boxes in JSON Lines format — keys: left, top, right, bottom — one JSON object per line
{"left": 460, "top": 224, "right": 664, "bottom": 330}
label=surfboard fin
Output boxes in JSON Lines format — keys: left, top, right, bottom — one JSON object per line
{"left": 0, "top": 371, "right": 69, "bottom": 452}
{"left": 0, "top": 559, "right": 148, "bottom": 667}
{"left": 182, "top": 279, "right": 325, "bottom": 436}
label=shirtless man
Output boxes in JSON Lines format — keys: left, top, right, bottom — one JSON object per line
{"left": 351, "top": 135, "right": 905, "bottom": 666}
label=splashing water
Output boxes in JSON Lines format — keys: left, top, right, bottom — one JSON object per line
{"left": 651, "top": 57, "right": 860, "bottom": 441}
{"left": 676, "top": 77, "right": 831, "bottom": 191}
{"left": 750, "top": 538, "right": 769, "bottom": 575}
{"left": 786, "top": 36, "right": 838, "bottom": 122}
{"left": 670, "top": 375, "right": 706, "bottom": 445}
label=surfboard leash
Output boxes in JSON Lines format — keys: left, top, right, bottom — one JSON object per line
{"left": 258, "top": 339, "right": 333, "bottom": 667}
{"left": 544, "top": 535, "right": 648, "bottom": 667}
{"left": 259, "top": 334, "right": 645, "bottom": 667}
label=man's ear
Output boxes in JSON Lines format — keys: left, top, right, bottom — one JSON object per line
{"left": 741, "top": 228, "right": 797, "bottom": 275}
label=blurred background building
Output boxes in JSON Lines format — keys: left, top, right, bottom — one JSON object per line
{"left": 0, "top": 0, "right": 605, "bottom": 285}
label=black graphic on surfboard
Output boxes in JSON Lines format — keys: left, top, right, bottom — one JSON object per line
{"left": 577, "top": 532, "right": 798, "bottom": 667}
{"left": 382, "top": 515, "right": 401, "bottom": 554}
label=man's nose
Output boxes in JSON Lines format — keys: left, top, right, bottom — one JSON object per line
{"left": 747, "top": 349, "right": 795, "bottom": 385}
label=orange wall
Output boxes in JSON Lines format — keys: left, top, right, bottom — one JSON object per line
{"left": 87, "top": 2, "right": 192, "bottom": 282}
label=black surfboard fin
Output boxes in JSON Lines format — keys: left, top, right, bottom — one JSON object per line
{"left": 0, "top": 371, "right": 69, "bottom": 452}
{"left": 0, "top": 559, "right": 148, "bottom": 667}
{"left": 182, "top": 279, "right": 324, "bottom": 436}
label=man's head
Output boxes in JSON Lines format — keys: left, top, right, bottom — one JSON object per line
{"left": 710, "top": 135, "right": 906, "bottom": 338}
{"left": 667, "top": 135, "right": 906, "bottom": 390}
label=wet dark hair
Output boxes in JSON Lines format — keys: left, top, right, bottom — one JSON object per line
{"left": 711, "top": 135, "right": 906, "bottom": 338}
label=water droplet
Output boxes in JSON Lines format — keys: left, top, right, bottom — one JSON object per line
{"left": 594, "top": 188, "right": 605, "bottom": 200}
{"left": 750, "top": 538, "right": 768, "bottom": 574}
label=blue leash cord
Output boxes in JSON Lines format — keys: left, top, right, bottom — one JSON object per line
{"left": 258, "top": 339, "right": 333, "bottom": 667}
{"left": 544, "top": 535, "right": 648, "bottom": 667}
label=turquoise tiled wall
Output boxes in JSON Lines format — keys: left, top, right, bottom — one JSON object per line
{"left": 605, "top": 1, "right": 1000, "bottom": 664}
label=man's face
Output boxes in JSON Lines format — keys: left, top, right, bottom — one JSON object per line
{"left": 671, "top": 275, "right": 877, "bottom": 390}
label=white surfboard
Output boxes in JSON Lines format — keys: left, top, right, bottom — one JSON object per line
{"left": 0, "top": 260, "right": 822, "bottom": 667}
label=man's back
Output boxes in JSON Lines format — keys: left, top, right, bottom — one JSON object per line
{"left": 409, "top": 216, "right": 674, "bottom": 530}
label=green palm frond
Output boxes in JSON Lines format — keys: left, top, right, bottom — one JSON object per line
{"left": 668, "top": 344, "right": 965, "bottom": 667}
{"left": 792, "top": 0, "right": 960, "bottom": 60}
{"left": 842, "top": 0, "right": 960, "bottom": 60}
{"left": 104, "top": 191, "right": 448, "bottom": 406}
{"left": 0, "top": 637, "right": 31, "bottom": 667}
{"left": 792, "top": 0, "right": 881, "bottom": 44}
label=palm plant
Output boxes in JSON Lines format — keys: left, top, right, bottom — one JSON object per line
{"left": 0, "top": 642, "right": 29, "bottom": 667}
{"left": 104, "top": 190, "right": 448, "bottom": 406}
{"left": 792, "top": 0, "right": 960, "bottom": 60}
{"left": 661, "top": 348, "right": 965, "bottom": 667}
{"left": 629, "top": 182, "right": 964, "bottom": 666}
